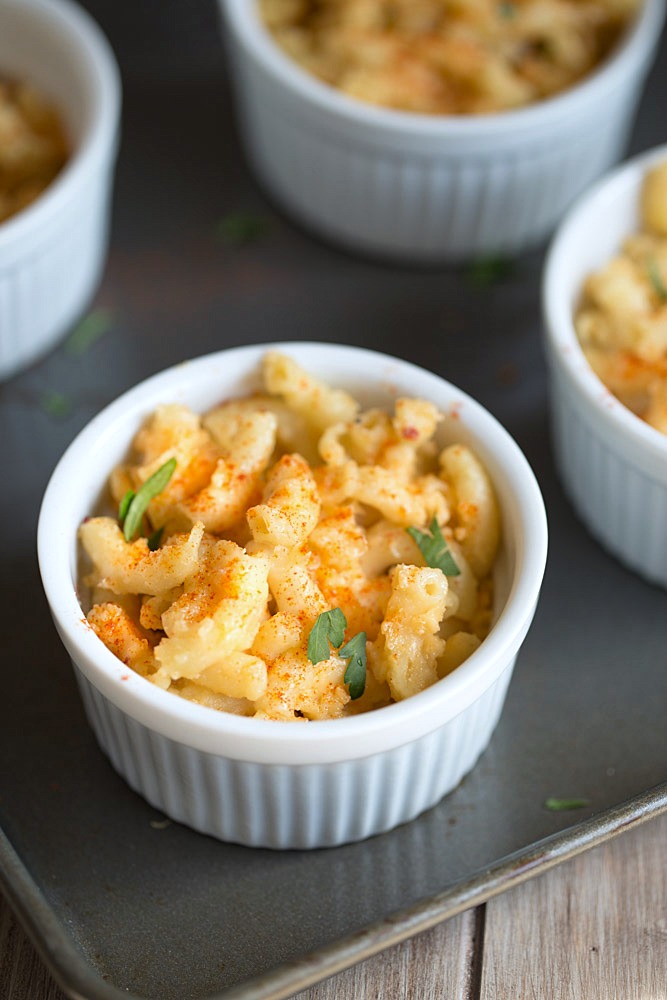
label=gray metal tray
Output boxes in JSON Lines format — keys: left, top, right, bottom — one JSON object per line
{"left": 2, "top": 4, "right": 667, "bottom": 998}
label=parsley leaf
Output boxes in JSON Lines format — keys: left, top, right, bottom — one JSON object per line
{"left": 648, "top": 257, "right": 667, "bottom": 303}
{"left": 406, "top": 517, "right": 461, "bottom": 576}
{"left": 544, "top": 797, "right": 590, "bottom": 811}
{"left": 307, "top": 608, "right": 347, "bottom": 665}
{"left": 122, "top": 459, "right": 176, "bottom": 542}
{"left": 340, "top": 631, "right": 367, "bottom": 700}
{"left": 307, "top": 609, "right": 367, "bottom": 699}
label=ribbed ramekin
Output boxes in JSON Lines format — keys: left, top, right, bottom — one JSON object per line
{"left": 219, "top": 0, "right": 664, "bottom": 263}
{"left": 0, "top": 0, "right": 121, "bottom": 380}
{"left": 38, "top": 343, "right": 547, "bottom": 849}
{"left": 543, "top": 144, "right": 667, "bottom": 588}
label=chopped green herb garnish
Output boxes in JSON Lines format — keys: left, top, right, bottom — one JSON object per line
{"left": 307, "top": 608, "right": 368, "bottom": 699}
{"left": 544, "top": 797, "right": 590, "bottom": 811}
{"left": 467, "top": 256, "right": 513, "bottom": 287}
{"left": 40, "top": 391, "right": 72, "bottom": 419}
{"left": 217, "top": 213, "right": 271, "bottom": 247}
{"left": 498, "top": 2, "right": 516, "bottom": 17}
{"left": 648, "top": 257, "right": 667, "bottom": 302}
{"left": 407, "top": 517, "right": 461, "bottom": 576}
{"left": 147, "top": 526, "right": 164, "bottom": 551}
{"left": 118, "top": 489, "right": 135, "bottom": 523}
{"left": 339, "top": 631, "right": 367, "bottom": 700}
{"left": 122, "top": 459, "right": 176, "bottom": 542}
{"left": 65, "top": 309, "right": 114, "bottom": 357}
{"left": 307, "top": 608, "right": 347, "bottom": 665}
{"left": 149, "top": 818, "right": 172, "bottom": 830}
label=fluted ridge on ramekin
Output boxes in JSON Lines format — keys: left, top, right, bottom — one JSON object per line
{"left": 0, "top": 173, "right": 112, "bottom": 379}
{"left": 550, "top": 368, "right": 667, "bottom": 586}
{"left": 75, "top": 664, "right": 514, "bottom": 850}
{"left": 223, "top": 10, "right": 655, "bottom": 262}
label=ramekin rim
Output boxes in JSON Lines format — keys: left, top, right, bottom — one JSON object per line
{"left": 38, "top": 342, "right": 547, "bottom": 762}
{"left": 221, "top": 0, "right": 664, "bottom": 137}
{"left": 0, "top": 0, "right": 121, "bottom": 252}
{"left": 543, "top": 141, "right": 667, "bottom": 465}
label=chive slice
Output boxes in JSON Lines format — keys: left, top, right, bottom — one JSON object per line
{"left": 648, "top": 257, "right": 667, "bottom": 303}
{"left": 544, "top": 797, "right": 590, "bottom": 811}
{"left": 118, "top": 489, "right": 135, "bottom": 523}
{"left": 217, "top": 213, "right": 271, "bottom": 247}
{"left": 40, "top": 391, "right": 72, "bottom": 419}
{"left": 65, "top": 309, "right": 114, "bottom": 357}
{"left": 406, "top": 517, "right": 461, "bottom": 576}
{"left": 122, "top": 459, "right": 176, "bottom": 542}
{"left": 467, "top": 256, "right": 513, "bottom": 287}
{"left": 147, "top": 527, "right": 164, "bottom": 551}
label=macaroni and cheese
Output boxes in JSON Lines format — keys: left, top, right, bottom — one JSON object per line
{"left": 0, "top": 76, "right": 69, "bottom": 224}
{"left": 79, "top": 352, "right": 501, "bottom": 721}
{"left": 575, "top": 160, "right": 667, "bottom": 434}
{"left": 260, "top": 0, "right": 640, "bottom": 116}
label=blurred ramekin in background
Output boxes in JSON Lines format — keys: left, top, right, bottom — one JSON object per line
{"left": 38, "top": 342, "right": 547, "bottom": 849}
{"left": 543, "top": 144, "right": 667, "bottom": 588}
{"left": 0, "top": 0, "right": 121, "bottom": 379}
{"left": 220, "top": 0, "right": 664, "bottom": 263}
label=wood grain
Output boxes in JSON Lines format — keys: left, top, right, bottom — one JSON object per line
{"left": 2, "top": 814, "right": 667, "bottom": 999}
{"left": 293, "top": 908, "right": 479, "bottom": 1000}
{"left": 481, "top": 811, "right": 667, "bottom": 1000}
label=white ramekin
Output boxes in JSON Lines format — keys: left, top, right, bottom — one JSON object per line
{"left": 543, "top": 144, "right": 667, "bottom": 588}
{"left": 38, "top": 343, "right": 547, "bottom": 849}
{"left": 0, "top": 0, "right": 121, "bottom": 380}
{"left": 219, "top": 0, "right": 664, "bottom": 263}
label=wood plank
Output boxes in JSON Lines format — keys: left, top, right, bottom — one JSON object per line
{"left": 293, "top": 908, "right": 478, "bottom": 1000}
{"left": 3, "top": 812, "right": 667, "bottom": 998}
{"left": 481, "top": 811, "right": 667, "bottom": 1000}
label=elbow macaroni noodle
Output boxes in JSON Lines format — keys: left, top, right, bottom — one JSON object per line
{"left": 259, "top": 0, "right": 640, "bottom": 117}
{"left": 79, "top": 352, "right": 501, "bottom": 721}
{"left": 0, "top": 77, "right": 69, "bottom": 224}
{"left": 575, "top": 161, "right": 667, "bottom": 435}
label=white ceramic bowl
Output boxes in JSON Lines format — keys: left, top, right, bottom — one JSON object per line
{"left": 220, "top": 0, "right": 664, "bottom": 263}
{"left": 38, "top": 342, "right": 547, "bottom": 849}
{"left": 544, "top": 144, "right": 667, "bottom": 587}
{"left": 0, "top": 0, "right": 121, "bottom": 379}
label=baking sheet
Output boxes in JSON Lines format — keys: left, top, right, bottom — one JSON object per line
{"left": 2, "top": 3, "right": 667, "bottom": 998}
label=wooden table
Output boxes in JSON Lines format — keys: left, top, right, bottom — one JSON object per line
{"left": 3, "top": 810, "right": 666, "bottom": 999}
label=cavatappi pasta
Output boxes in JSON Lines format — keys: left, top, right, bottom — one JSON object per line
{"left": 79, "top": 353, "right": 501, "bottom": 721}
{"left": 575, "top": 161, "right": 667, "bottom": 434}
{"left": 259, "top": 0, "right": 640, "bottom": 116}
{"left": 0, "top": 77, "right": 69, "bottom": 224}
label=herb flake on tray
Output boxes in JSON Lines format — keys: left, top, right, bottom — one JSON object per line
{"left": 544, "top": 797, "right": 591, "bottom": 811}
